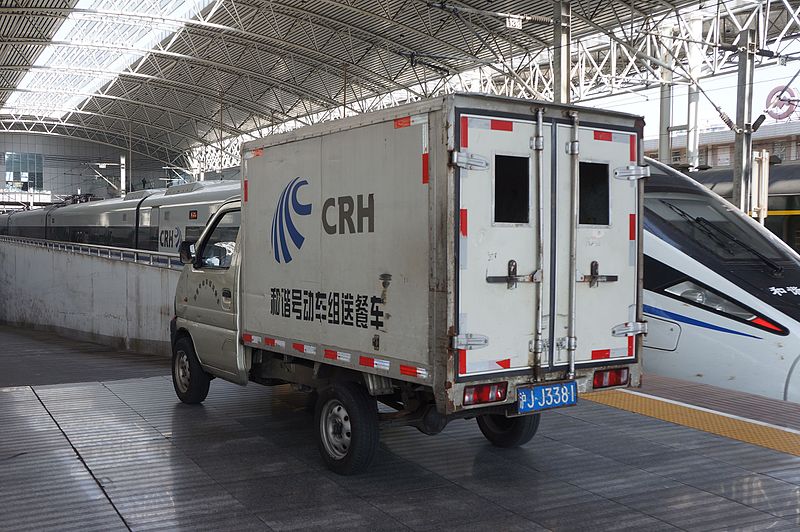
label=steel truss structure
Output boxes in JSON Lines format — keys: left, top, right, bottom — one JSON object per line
{"left": 1, "top": 0, "right": 799, "bottom": 174}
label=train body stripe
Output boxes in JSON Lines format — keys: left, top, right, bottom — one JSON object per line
{"left": 643, "top": 304, "right": 761, "bottom": 339}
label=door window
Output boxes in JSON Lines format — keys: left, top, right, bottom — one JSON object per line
{"left": 494, "top": 154, "right": 529, "bottom": 223}
{"left": 579, "top": 162, "right": 610, "bottom": 225}
{"left": 199, "top": 209, "right": 240, "bottom": 269}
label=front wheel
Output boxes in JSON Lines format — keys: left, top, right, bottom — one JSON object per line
{"left": 172, "top": 336, "right": 211, "bottom": 404}
{"left": 314, "top": 381, "right": 379, "bottom": 475}
{"left": 477, "top": 413, "right": 540, "bottom": 448}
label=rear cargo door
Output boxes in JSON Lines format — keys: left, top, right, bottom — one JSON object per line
{"left": 457, "top": 115, "right": 540, "bottom": 377}
{"left": 552, "top": 124, "right": 639, "bottom": 367}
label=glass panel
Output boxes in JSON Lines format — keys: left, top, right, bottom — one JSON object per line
{"left": 579, "top": 162, "right": 609, "bottom": 225}
{"left": 200, "top": 210, "right": 240, "bottom": 269}
{"left": 494, "top": 155, "right": 529, "bottom": 223}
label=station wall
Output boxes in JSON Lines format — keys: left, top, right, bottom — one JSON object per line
{"left": 0, "top": 133, "right": 170, "bottom": 199}
{"left": 0, "top": 240, "right": 178, "bottom": 356}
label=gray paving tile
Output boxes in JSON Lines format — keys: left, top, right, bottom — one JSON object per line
{"left": 256, "top": 500, "right": 407, "bottom": 531}
{"left": 619, "top": 485, "right": 775, "bottom": 531}
{"left": 367, "top": 485, "right": 509, "bottom": 529}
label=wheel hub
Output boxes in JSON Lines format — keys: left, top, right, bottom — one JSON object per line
{"left": 175, "top": 350, "right": 191, "bottom": 393}
{"left": 320, "top": 399, "right": 352, "bottom": 460}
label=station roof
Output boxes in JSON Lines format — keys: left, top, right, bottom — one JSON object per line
{"left": 0, "top": 0, "right": 771, "bottom": 169}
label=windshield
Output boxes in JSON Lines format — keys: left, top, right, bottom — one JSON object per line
{"left": 644, "top": 159, "right": 793, "bottom": 264}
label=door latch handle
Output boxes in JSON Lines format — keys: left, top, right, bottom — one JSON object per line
{"left": 222, "top": 288, "right": 232, "bottom": 299}
{"left": 579, "top": 260, "right": 618, "bottom": 287}
{"left": 486, "top": 260, "right": 541, "bottom": 289}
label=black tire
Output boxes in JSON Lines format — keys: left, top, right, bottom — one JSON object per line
{"left": 477, "top": 413, "right": 540, "bottom": 448}
{"left": 171, "top": 336, "right": 211, "bottom": 404}
{"left": 314, "top": 381, "right": 379, "bottom": 475}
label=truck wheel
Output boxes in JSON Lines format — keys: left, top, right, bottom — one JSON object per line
{"left": 477, "top": 413, "right": 540, "bottom": 448}
{"left": 172, "top": 336, "right": 210, "bottom": 404}
{"left": 314, "top": 382, "right": 379, "bottom": 475}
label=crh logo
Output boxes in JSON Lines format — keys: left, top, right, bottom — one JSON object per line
{"left": 159, "top": 226, "right": 182, "bottom": 250}
{"left": 271, "top": 177, "right": 312, "bottom": 263}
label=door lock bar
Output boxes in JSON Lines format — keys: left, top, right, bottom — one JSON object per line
{"left": 486, "top": 260, "right": 541, "bottom": 289}
{"left": 578, "top": 260, "right": 618, "bottom": 287}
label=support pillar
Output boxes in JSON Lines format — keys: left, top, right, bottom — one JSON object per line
{"left": 120, "top": 154, "right": 126, "bottom": 199}
{"left": 553, "top": 0, "right": 571, "bottom": 104}
{"left": 658, "top": 24, "right": 674, "bottom": 164}
{"left": 732, "top": 28, "right": 757, "bottom": 212}
{"left": 685, "top": 12, "right": 702, "bottom": 170}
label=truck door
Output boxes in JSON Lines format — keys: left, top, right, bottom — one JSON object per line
{"left": 456, "top": 114, "right": 544, "bottom": 377}
{"left": 182, "top": 207, "right": 241, "bottom": 378}
{"left": 552, "top": 123, "right": 639, "bottom": 367}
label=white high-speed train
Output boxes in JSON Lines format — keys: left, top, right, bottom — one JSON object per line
{"left": 644, "top": 158, "right": 800, "bottom": 402}
{"left": 2, "top": 162, "right": 797, "bottom": 402}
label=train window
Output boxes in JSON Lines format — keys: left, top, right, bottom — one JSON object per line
{"left": 579, "top": 162, "right": 609, "bottom": 225}
{"left": 646, "top": 193, "right": 783, "bottom": 260}
{"left": 184, "top": 226, "right": 203, "bottom": 242}
{"left": 199, "top": 210, "right": 240, "bottom": 269}
{"left": 494, "top": 155, "right": 529, "bottom": 224}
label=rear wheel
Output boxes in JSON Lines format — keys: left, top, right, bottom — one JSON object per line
{"left": 477, "top": 413, "right": 540, "bottom": 448}
{"left": 172, "top": 336, "right": 211, "bottom": 404}
{"left": 314, "top": 381, "right": 379, "bottom": 475}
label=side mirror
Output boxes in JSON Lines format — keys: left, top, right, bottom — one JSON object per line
{"left": 179, "top": 241, "right": 196, "bottom": 265}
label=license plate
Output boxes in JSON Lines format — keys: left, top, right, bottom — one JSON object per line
{"left": 517, "top": 381, "right": 578, "bottom": 413}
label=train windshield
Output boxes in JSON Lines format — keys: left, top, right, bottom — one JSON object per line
{"left": 645, "top": 159, "right": 796, "bottom": 267}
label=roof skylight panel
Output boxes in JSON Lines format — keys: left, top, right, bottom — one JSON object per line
{"left": 2, "top": 0, "right": 214, "bottom": 119}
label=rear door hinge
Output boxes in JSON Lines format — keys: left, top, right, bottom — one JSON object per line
{"left": 612, "top": 321, "right": 648, "bottom": 337}
{"left": 450, "top": 151, "right": 490, "bottom": 170}
{"left": 452, "top": 333, "right": 489, "bottom": 350}
{"left": 614, "top": 165, "right": 650, "bottom": 180}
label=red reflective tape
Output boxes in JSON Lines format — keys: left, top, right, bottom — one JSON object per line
{"left": 594, "top": 131, "right": 613, "bottom": 142}
{"left": 630, "top": 134, "right": 637, "bottom": 161}
{"left": 629, "top": 214, "right": 636, "bottom": 240}
{"left": 394, "top": 116, "right": 411, "bottom": 128}
{"left": 324, "top": 349, "right": 337, "bottom": 360}
{"left": 628, "top": 336, "right": 634, "bottom": 356}
{"left": 243, "top": 179, "right": 248, "bottom": 202}
{"left": 460, "top": 116, "right": 469, "bottom": 148}
{"left": 591, "top": 349, "right": 611, "bottom": 360}
{"left": 490, "top": 119, "right": 513, "bottom": 131}
{"left": 496, "top": 358, "right": 511, "bottom": 369}
{"left": 292, "top": 342, "right": 304, "bottom": 353}
{"left": 422, "top": 152, "right": 430, "bottom": 184}
{"left": 242, "top": 333, "right": 253, "bottom": 343}
{"left": 400, "top": 365, "right": 417, "bottom": 377}
{"left": 460, "top": 209, "right": 468, "bottom": 237}
{"left": 359, "top": 356, "right": 374, "bottom": 368}
{"left": 458, "top": 349, "right": 467, "bottom": 375}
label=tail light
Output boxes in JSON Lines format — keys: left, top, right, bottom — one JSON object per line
{"left": 463, "top": 382, "right": 508, "bottom": 406}
{"left": 593, "top": 368, "right": 629, "bottom": 389}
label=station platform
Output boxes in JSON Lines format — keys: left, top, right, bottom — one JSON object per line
{"left": 2, "top": 324, "right": 799, "bottom": 531}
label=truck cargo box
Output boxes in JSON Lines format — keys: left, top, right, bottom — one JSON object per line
{"left": 237, "top": 94, "right": 646, "bottom": 414}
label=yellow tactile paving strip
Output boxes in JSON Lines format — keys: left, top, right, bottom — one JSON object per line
{"left": 583, "top": 390, "right": 800, "bottom": 457}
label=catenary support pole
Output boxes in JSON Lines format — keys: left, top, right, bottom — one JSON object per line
{"left": 658, "top": 24, "right": 674, "bottom": 164}
{"left": 553, "top": 0, "right": 571, "bottom": 104}
{"left": 733, "top": 28, "right": 757, "bottom": 212}
{"left": 685, "top": 12, "right": 702, "bottom": 170}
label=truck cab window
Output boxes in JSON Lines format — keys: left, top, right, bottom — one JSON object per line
{"left": 199, "top": 210, "right": 240, "bottom": 269}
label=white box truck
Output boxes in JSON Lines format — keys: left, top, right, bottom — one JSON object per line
{"left": 170, "top": 94, "right": 648, "bottom": 474}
